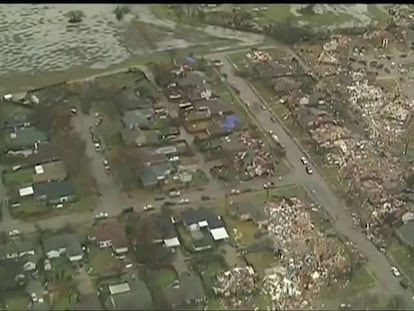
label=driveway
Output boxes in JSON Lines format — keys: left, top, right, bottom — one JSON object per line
{"left": 207, "top": 53, "right": 414, "bottom": 308}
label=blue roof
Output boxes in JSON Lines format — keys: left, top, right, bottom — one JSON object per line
{"left": 222, "top": 114, "right": 239, "bottom": 130}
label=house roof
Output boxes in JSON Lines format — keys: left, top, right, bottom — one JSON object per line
{"left": 33, "top": 180, "right": 76, "bottom": 201}
{"left": 89, "top": 221, "right": 128, "bottom": 250}
{"left": 397, "top": 222, "right": 414, "bottom": 248}
{"left": 3, "top": 113, "right": 31, "bottom": 129}
{"left": 8, "top": 127, "right": 48, "bottom": 147}
{"left": 146, "top": 213, "right": 178, "bottom": 241}
{"left": 122, "top": 109, "right": 152, "bottom": 129}
{"left": 28, "top": 142, "right": 62, "bottom": 165}
{"left": 193, "top": 99, "right": 233, "bottom": 116}
{"left": 32, "top": 160, "right": 67, "bottom": 183}
{"left": 111, "top": 280, "right": 153, "bottom": 310}
{"left": 182, "top": 207, "right": 224, "bottom": 229}
{"left": 0, "top": 238, "right": 34, "bottom": 258}
{"left": 231, "top": 202, "right": 267, "bottom": 222}
{"left": 42, "top": 233, "right": 82, "bottom": 257}
{"left": 176, "top": 71, "right": 207, "bottom": 88}
{"left": 179, "top": 272, "right": 205, "bottom": 302}
{"left": 139, "top": 162, "right": 174, "bottom": 187}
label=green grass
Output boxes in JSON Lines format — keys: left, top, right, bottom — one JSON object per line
{"left": 150, "top": 4, "right": 176, "bottom": 21}
{"left": 88, "top": 248, "right": 121, "bottom": 277}
{"left": 388, "top": 239, "right": 414, "bottom": 283}
{"left": 367, "top": 6, "right": 390, "bottom": 24}
{"left": 199, "top": 259, "right": 226, "bottom": 290}
{"left": 96, "top": 116, "right": 123, "bottom": 150}
{"left": 153, "top": 268, "right": 178, "bottom": 289}
{"left": 4, "top": 295, "right": 30, "bottom": 310}
{"left": 3, "top": 167, "right": 33, "bottom": 188}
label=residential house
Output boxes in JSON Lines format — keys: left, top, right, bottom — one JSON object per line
{"left": 193, "top": 99, "right": 233, "bottom": 117}
{"left": 88, "top": 221, "right": 129, "bottom": 255}
{"left": 42, "top": 232, "right": 83, "bottom": 262}
{"left": 139, "top": 162, "right": 174, "bottom": 188}
{"left": 122, "top": 109, "right": 153, "bottom": 130}
{"left": 28, "top": 142, "right": 62, "bottom": 165}
{"left": 2, "top": 114, "right": 32, "bottom": 130}
{"left": 229, "top": 202, "right": 268, "bottom": 228}
{"left": 33, "top": 180, "right": 76, "bottom": 204}
{"left": 21, "top": 254, "right": 37, "bottom": 272}
{"left": 397, "top": 222, "right": 414, "bottom": 248}
{"left": 176, "top": 70, "right": 208, "bottom": 89}
{"left": 121, "top": 128, "right": 159, "bottom": 146}
{"left": 147, "top": 213, "right": 180, "bottom": 248}
{"left": 0, "top": 238, "right": 36, "bottom": 260}
{"left": 0, "top": 259, "right": 27, "bottom": 291}
{"left": 6, "top": 127, "right": 48, "bottom": 156}
{"left": 108, "top": 280, "right": 153, "bottom": 310}
{"left": 32, "top": 160, "right": 67, "bottom": 183}
{"left": 164, "top": 272, "right": 206, "bottom": 309}
{"left": 182, "top": 207, "right": 229, "bottom": 242}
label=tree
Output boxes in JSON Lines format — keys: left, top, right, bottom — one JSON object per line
{"left": 113, "top": 5, "right": 130, "bottom": 21}
{"left": 65, "top": 10, "right": 85, "bottom": 23}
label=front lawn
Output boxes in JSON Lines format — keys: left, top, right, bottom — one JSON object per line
{"left": 153, "top": 268, "right": 178, "bottom": 289}
{"left": 3, "top": 167, "right": 33, "bottom": 188}
{"left": 88, "top": 247, "right": 121, "bottom": 277}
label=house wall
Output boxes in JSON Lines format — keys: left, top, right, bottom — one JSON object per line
{"left": 114, "top": 247, "right": 128, "bottom": 255}
{"left": 47, "top": 250, "right": 61, "bottom": 259}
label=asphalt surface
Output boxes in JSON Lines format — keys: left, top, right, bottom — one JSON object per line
{"left": 206, "top": 52, "right": 414, "bottom": 307}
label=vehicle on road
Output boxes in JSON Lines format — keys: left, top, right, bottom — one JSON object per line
{"left": 268, "top": 130, "right": 273, "bottom": 135}
{"left": 339, "top": 303, "right": 352, "bottom": 310}
{"left": 95, "top": 212, "right": 108, "bottom": 219}
{"left": 270, "top": 116, "right": 276, "bottom": 123}
{"left": 144, "top": 204, "right": 154, "bottom": 211}
{"left": 260, "top": 104, "right": 267, "bottom": 111}
{"left": 103, "top": 160, "right": 110, "bottom": 172}
{"left": 271, "top": 134, "right": 280, "bottom": 144}
{"left": 169, "top": 190, "right": 181, "bottom": 198}
{"left": 70, "top": 108, "right": 77, "bottom": 115}
{"left": 400, "top": 279, "right": 409, "bottom": 289}
{"left": 94, "top": 143, "right": 101, "bottom": 152}
{"left": 163, "top": 201, "right": 176, "bottom": 207}
{"left": 263, "top": 181, "right": 275, "bottom": 189}
{"left": 179, "top": 198, "right": 189, "bottom": 204}
{"left": 300, "top": 156, "right": 309, "bottom": 165}
{"left": 230, "top": 188, "right": 241, "bottom": 195}
{"left": 122, "top": 206, "right": 134, "bottom": 214}
{"left": 391, "top": 266, "right": 401, "bottom": 277}
{"left": 9, "top": 229, "right": 20, "bottom": 236}
{"left": 305, "top": 165, "right": 313, "bottom": 175}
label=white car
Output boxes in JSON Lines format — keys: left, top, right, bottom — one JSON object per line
{"left": 94, "top": 143, "right": 101, "bottom": 151}
{"left": 300, "top": 157, "right": 309, "bottom": 165}
{"left": 230, "top": 189, "right": 240, "bottom": 195}
{"left": 95, "top": 212, "right": 108, "bottom": 219}
{"left": 144, "top": 204, "right": 154, "bottom": 211}
{"left": 391, "top": 266, "right": 401, "bottom": 277}
{"left": 179, "top": 198, "right": 189, "bottom": 204}
{"left": 169, "top": 190, "right": 181, "bottom": 198}
{"left": 268, "top": 130, "right": 274, "bottom": 135}
{"left": 9, "top": 229, "right": 20, "bottom": 236}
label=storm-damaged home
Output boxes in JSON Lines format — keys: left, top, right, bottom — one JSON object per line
{"left": 88, "top": 220, "right": 129, "bottom": 256}
{"left": 229, "top": 201, "right": 268, "bottom": 228}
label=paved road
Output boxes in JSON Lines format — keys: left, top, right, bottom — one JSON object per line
{"left": 207, "top": 52, "right": 414, "bottom": 307}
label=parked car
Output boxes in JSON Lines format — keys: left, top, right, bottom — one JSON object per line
{"left": 400, "top": 279, "right": 408, "bottom": 289}
{"left": 169, "top": 190, "right": 181, "bottom": 198}
{"left": 230, "top": 189, "right": 241, "bottom": 195}
{"left": 305, "top": 165, "right": 313, "bottom": 175}
{"left": 391, "top": 266, "right": 401, "bottom": 277}
{"left": 9, "top": 229, "right": 20, "bottom": 236}
{"left": 122, "top": 206, "right": 134, "bottom": 214}
{"left": 144, "top": 204, "right": 154, "bottom": 211}
{"left": 270, "top": 116, "right": 276, "bottom": 123}
{"left": 300, "top": 156, "right": 309, "bottom": 165}
{"left": 178, "top": 198, "right": 189, "bottom": 205}
{"left": 201, "top": 195, "right": 210, "bottom": 201}
{"left": 163, "top": 201, "right": 176, "bottom": 207}
{"left": 95, "top": 212, "right": 108, "bottom": 219}
{"left": 94, "top": 143, "right": 101, "bottom": 152}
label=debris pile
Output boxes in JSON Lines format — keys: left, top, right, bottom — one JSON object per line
{"left": 261, "top": 198, "right": 349, "bottom": 309}
{"left": 234, "top": 149, "right": 274, "bottom": 178}
{"left": 246, "top": 50, "right": 272, "bottom": 64}
{"left": 213, "top": 266, "right": 258, "bottom": 306}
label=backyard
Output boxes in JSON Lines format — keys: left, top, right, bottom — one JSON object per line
{"left": 2, "top": 167, "right": 33, "bottom": 188}
{"left": 152, "top": 267, "right": 178, "bottom": 289}
{"left": 87, "top": 247, "right": 122, "bottom": 277}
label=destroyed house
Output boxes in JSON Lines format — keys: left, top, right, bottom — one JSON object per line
{"left": 138, "top": 162, "right": 174, "bottom": 188}
{"left": 108, "top": 280, "right": 153, "bottom": 310}
{"left": 298, "top": 107, "right": 336, "bottom": 130}
{"left": 253, "top": 61, "right": 292, "bottom": 78}
{"left": 176, "top": 70, "right": 208, "bottom": 89}
{"left": 121, "top": 109, "right": 153, "bottom": 130}
{"left": 182, "top": 207, "right": 229, "bottom": 241}
{"left": 272, "top": 77, "right": 300, "bottom": 94}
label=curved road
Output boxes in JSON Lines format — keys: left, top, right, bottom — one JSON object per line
{"left": 206, "top": 51, "right": 414, "bottom": 307}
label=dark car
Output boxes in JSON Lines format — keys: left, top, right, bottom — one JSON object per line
{"left": 163, "top": 201, "right": 176, "bottom": 207}
{"left": 122, "top": 206, "right": 134, "bottom": 214}
{"left": 400, "top": 279, "right": 409, "bottom": 289}
{"left": 270, "top": 116, "right": 276, "bottom": 123}
{"left": 155, "top": 196, "right": 165, "bottom": 201}
{"left": 201, "top": 195, "right": 211, "bottom": 201}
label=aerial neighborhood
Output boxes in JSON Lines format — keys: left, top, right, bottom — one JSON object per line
{"left": 1, "top": 3, "right": 414, "bottom": 311}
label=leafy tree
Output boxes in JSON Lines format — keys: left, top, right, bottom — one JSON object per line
{"left": 65, "top": 10, "right": 85, "bottom": 23}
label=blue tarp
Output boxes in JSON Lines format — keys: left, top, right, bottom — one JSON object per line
{"left": 222, "top": 114, "right": 239, "bottom": 131}
{"left": 184, "top": 56, "right": 197, "bottom": 66}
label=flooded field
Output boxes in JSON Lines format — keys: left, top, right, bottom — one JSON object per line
{"left": 0, "top": 4, "right": 244, "bottom": 76}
